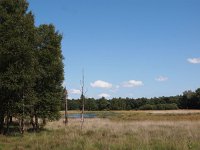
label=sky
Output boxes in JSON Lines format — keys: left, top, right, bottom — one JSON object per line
{"left": 28, "top": 0, "right": 200, "bottom": 99}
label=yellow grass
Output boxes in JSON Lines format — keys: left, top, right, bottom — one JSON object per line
{"left": 61, "top": 109, "right": 200, "bottom": 115}
{"left": 1, "top": 110, "right": 200, "bottom": 150}
{"left": 81, "top": 110, "right": 200, "bottom": 121}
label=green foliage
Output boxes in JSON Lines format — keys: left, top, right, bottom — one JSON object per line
{"left": 85, "top": 98, "right": 98, "bottom": 111}
{"left": 139, "top": 104, "right": 156, "bottom": 110}
{"left": 97, "top": 97, "right": 110, "bottom": 110}
{"left": 68, "top": 100, "right": 80, "bottom": 110}
{"left": 0, "top": 0, "right": 64, "bottom": 134}
{"left": 139, "top": 103, "right": 178, "bottom": 110}
{"left": 67, "top": 88, "right": 200, "bottom": 111}
{"left": 34, "top": 24, "right": 64, "bottom": 121}
{"left": 0, "top": 0, "right": 36, "bottom": 133}
{"left": 110, "top": 98, "right": 126, "bottom": 110}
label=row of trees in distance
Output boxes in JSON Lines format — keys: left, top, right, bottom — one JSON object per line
{"left": 63, "top": 88, "right": 200, "bottom": 111}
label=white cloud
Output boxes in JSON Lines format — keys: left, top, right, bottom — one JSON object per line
{"left": 90, "top": 80, "right": 112, "bottom": 88}
{"left": 98, "top": 93, "right": 110, "bottom": 98}
{"left": 69, "top": 89, "right": 81, "bottom": 95}
{"left": 155, "top": 76, "right": 168, "bottom": 82}
{"left": 110, "top": 85, "right": 120, "bottom": 93}
{"left": 187, "top": 58, "right": 200, "bottom": 64}
{"left": 122, "top": 80, "right": 143, "bottom": 88}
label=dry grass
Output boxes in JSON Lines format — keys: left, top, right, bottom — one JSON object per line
{"left": 48, "top": 118, "right": 200, "bottom": 150}
{"left": 59, "top": 110, "right": 200, "bottom": 122}
{"left": 1, "top": 110, "right": 200, "bottom": 150}
{"left": 140, "top": 110, "right": 200, "bottom": 114}
{"left": 93, "top": 110, "right": 200, "bottom": 121}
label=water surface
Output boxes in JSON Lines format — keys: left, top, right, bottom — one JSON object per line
{"left": 65, "top": 113, "right": 97, "bottom": 118}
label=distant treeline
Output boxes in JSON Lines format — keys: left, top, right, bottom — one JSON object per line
{"left": 62, "top": 88, "right": 200, "bottom": 111}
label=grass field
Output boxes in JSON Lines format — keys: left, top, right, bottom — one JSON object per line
{"left": 1, "top": 110, "right": 200, "bottom": 150}
{"left": 61, "top": 110, "right": 200, "bottom": 121}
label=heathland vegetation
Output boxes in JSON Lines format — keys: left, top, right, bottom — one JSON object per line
{"left": 1, "top": 110, "right": 200, "bottom": 150}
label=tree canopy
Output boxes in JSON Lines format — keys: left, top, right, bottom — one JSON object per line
{"left": 0, "top": 0, "right": 64, "bottom": 134}
{"left": 66, "top": 88, "right": 200, "bottom": 111}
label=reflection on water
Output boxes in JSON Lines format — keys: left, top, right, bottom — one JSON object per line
{"left": 65, "top": 113, "right": 97, "bottom": 118}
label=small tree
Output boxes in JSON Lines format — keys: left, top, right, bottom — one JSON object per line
{"left": 80, "top": 70, "right": 87, "bottom": 129}
{"left": 64, "top": 87, "right": 68, "bottom": 125}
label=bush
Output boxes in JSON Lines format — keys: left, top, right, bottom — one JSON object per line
{"left": 139, "top": 103, "right": 178, "bottom": 110}
{"left": 163, "top": 103, "right": 178, "bottom": 110}
{"left": 139, "top": 104, "right": 156, "bottom": 110}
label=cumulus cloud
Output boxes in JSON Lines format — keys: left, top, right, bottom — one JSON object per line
{"left": 122, "top": 80, "right": 143, "bottom": 88}
{"left": 155, "top": 76, "right": 168, "bottom": 82}
{"left": 110, "top": 85, "right": 120, "bottom": 93}
{"left": 98, "top": 93, "right": 110, "bottom": 98}
{"left": 90, "top": 80, "right": 112, "bottom": 88}
{"left": 69, "top": 89, "right": 81, "bottom": 95}
{"left": 187, "top": 58, "right": 200, "bottom": 64}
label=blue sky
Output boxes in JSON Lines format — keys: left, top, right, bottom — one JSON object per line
{"left": 28, "top": 0, "right": 200, "bottom": 99}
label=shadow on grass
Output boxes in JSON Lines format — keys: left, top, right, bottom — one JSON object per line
{"left": 2, "top": 122, "right": 51, "bottom": 137}
{"left": 27, "top": 127, "right": 50, "bottom": 133}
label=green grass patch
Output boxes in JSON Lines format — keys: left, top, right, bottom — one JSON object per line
{"left": 0, "top": 144, "right": 4, "bottom": 150}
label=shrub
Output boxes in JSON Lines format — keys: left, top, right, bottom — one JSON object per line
{"left": 139, "top": 103, "right": 178, "bottom": 110}
{"left": 139, "top": 104, "right": 155, "bottom": 110}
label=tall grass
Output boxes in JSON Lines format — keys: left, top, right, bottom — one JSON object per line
{"left": 1, "top": 110, "right": 200, "bottom": 150}
{"left": 1, "top": 118, "right": 200, "bottom": 150}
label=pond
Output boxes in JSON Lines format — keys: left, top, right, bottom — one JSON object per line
{"left": 65, "top": 113, "right": 97, "bottom": 118}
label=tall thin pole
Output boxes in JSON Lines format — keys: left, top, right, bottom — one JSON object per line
{"left": 21, "top": 92, "right": 25, "bottom": 135}
{"left": 81, "top": 70, "right": 85, "bottom": 129}
{"left": 64, "top": 88, "right": 68, "bottom": 126}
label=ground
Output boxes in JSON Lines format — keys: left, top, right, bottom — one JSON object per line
{"left": 1, "top": 110, "right": 200, "bottom": 150}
